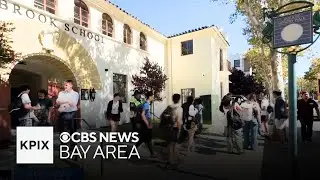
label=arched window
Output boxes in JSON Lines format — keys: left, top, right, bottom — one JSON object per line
{"left": 139, "top": 32, "right": 147, "bottom": 51}
{"left": 34, "top": 0, "right": 56, "bottom": 14}
{"left": 74, "top": 0, "right": 89, "bottom": 28}
{"left": 102, "top": 13, "right": 113, "bottom": 37}
{"left": 123, "top": 24, "right": 132, "bottom": 44}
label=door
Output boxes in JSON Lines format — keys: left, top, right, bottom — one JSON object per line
{"left": 200, "top": 95, "right": 212, "bottom": 124}
{"left": 0, "top": 81, "right": 11, "bottom": 147}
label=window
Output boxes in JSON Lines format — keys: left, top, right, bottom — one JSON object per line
{"left": 181, "top": 40, "right": 193, "bottom": 56}
{"left": 181, "top": 88, "right": 195, "bottom": 104}
{"left": 34, "top": 0, "right": 56, "bottom": 14}
{"left": 219, "top": 49, "right": 224, "bottom": 71}
{"left": 140, "top": 32, "right": 147, "bottom": 51}
{"left": 74, "top": 0, "right": 89, "bottom": 28}
{"left": 113, "top": 73, "right": 127, "bottom": 103}
{"left": 102, "top": 13, "right": 113, "bottom": 37}
{"left": 123, "top": 24, "right": 132, "bottom": 44}
{"left": 234, "top": 59, "right": 240, "bottom": 68}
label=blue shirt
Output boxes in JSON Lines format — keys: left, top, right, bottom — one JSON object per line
{"left": 142, "top": 101, "right": 151, "bottom": 121}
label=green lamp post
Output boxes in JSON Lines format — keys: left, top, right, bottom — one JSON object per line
{"left": 262, "top": 1, "right": 320, "bottom": 179}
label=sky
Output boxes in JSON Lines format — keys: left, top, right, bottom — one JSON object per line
{"left": 110, "top": 0, "right": 320, "bottom": 77}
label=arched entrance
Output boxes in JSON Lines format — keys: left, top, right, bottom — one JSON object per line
{"left": 9, "top": 53, "right": 80, "bottom": 129}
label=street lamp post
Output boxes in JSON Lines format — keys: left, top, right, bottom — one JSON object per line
{"left": 262, "top": 1, "right": 320, "bottom": 179}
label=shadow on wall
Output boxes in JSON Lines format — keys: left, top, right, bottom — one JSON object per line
{"left": 54, "top": 29, "right": 135, "bottom": 128}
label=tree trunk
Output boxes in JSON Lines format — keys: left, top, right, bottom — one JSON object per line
{"left": 270, "top": 49, "right": 285, "bottom": 101}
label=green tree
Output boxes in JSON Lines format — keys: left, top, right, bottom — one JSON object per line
{"left": 212, "top": 0, "right": 319, "bottom": 96}
{"left": 229, "top": 68, "right": 265, "bottom": 95}
{"left": 131, "top": 57, "right": 168, "bottom": 101}
{"left": 0, "top": 21, "right": 19, "bottom": 68}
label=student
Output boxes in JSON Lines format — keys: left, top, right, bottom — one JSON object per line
{"left": 165, "top": 94, "right": 183, "bottom": 168}
{"left": 106, "top": 93, "right": 123, "bottom": 132}
{"left": 35, "top": 89, "right": 53, "bottom": 126}
{"left": 56, "top": 80, "right": 79, "bottom": 135}
{"left": 17, "top": 85, "right": 40, "bottom": 126}
{"left": 134, "top": 91, "right": 157, "bottom": 158}
{"left": 222, "top": 95, "right": 244, "bottom": 154}
{"left": 273, "top": 90, "right": 287, "bottom": 144}
{"left": 129, "top": 91, "right": 143, "bottom": 132}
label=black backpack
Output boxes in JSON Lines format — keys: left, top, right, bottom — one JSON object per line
{"left": 159, "top": 106, "right": 176, "bottom": 128}
{"left": 267, "top": 105, "right": 273, "bottom": 114}
{"left": 227, "top": 109, "right": 243, "bottom": 130}
{"left": 8, "top": 95, "right": 29, "bottom": 118}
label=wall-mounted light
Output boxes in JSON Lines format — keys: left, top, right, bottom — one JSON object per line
{"left": 89, "top": 88, "right": 96, "bottom": 102}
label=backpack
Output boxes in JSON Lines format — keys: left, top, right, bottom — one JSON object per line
{"left": 281, "top": 102, "right": 289, "bottom": 119}
{"left": 8, "top": 95, "right": 29, "bottom": 119}
{"left": 159, "top": 106, "right": 176, "bottom": 128}
{"left": 239, "top": 102, "right": 253, "bottom": 121}
{"left": 267, "top": 105, "right": 273, "bottom": 114}
{"left": 227, "top": 108, "right": 243, "bottom": 130}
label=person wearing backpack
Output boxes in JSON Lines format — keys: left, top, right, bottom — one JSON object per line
{"left": 194, "top": 98, "right": 204, "bottom": 134}
{"left": 160, "top": 94, "right": 183, "bottom": 168}
{"left": 133, "top": 91, "right": 157, "bottom": 158}
{"left": 185, "top": 97, "right": 198, "bottom": 152}
{"left": 11, "top": 85, "right": 40, "bottom": 127}
{"left": 222, "top": 95, "right": 244, "bottom": 154}
{"left": 129, "top": 91, "right": 143, "bottom": 132}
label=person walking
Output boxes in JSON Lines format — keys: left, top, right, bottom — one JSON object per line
{"left": 297, "top": 91, "right": 320, "bottom": 143}
{"left": 194, "top": 98, "right": 204, "bottom": 133}
{"left": 134, "top": 91, "right": 156, "bottom": 158}
{"left": 56, "top": 80, "right": 79, "bottom": 135}
{"left": 106, "top": 93, "right": 123, "bottom": 132}
{"left": 222, "top": 95, "right": 244, "bottom": 154}
{"left": 129, "top": 91, "right": 143, "bottom": 132}
{"left": 273, "top": 90, "right": 288, "bottom": 144}
{"left": 162, "top": 94, "right": 183, "bottom": 168}
{"left": 260, "top": 93, "right": 270, "bottom": 135}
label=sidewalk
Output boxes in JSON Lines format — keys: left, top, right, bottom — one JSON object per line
{"left": 74, "top": 125, "right": 265, "bottom": 180}
{"left": 0, "top": 124, "right": 265, "bottom": 180}
{"left": 261, "top": 122, "right": 320, "bottom": 180}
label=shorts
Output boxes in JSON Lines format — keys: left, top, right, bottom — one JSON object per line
{"left": 166, "top": 127, "right": 179, "bottom": 143}
{"left": 261, "top": 115, "right": 267, "bottom": 122}
{"left": 274, "top": 118, "right": 286, "bottom": 130}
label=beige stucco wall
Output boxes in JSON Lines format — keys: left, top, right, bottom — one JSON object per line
{"left": 0, "top": 0, "right": 229, "bottom": 129}
{"left": 167, "top": 27, "right": 229, "bottom": 124}
{"left": 0, "top": 0, "right": 167, "bottom": 128}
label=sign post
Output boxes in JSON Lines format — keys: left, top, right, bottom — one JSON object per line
{"left": 262, "top": 1, "right": 320, "bottom": 178}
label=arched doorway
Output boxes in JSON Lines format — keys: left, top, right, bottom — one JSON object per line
{"left": 8, "top": 53, "right": 80, "bottom": 130}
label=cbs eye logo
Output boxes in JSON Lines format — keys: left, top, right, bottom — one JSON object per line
{"left": 59, "top": 132, "right": 71, "bottom": 143}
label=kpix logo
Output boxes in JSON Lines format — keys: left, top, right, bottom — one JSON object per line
{"left": 16, "top": 127, "right": 54, "bottom": 164}
{"left": 20, "top": 140, "right": 49, "bottom": 150}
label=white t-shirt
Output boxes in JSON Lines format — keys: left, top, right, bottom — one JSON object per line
{"left": 261, "top": 98, "right": 269, "bottom": 116}
{"left": 19, "top": 93, "right": 38, "bottom": 124}
{"left": 240, "top": 101, "right": 253, "bottom": 121}
{"left": 111, "top": 101, "right": 119, "bottom": 114}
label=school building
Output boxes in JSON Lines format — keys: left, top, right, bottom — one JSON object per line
{"left": 0, "top": 0, "right": 230, "bottom": 143}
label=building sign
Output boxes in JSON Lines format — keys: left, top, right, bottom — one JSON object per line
{"left": 273, "top": 10, "right": 313, "bottom": 48}
{"left": 0, "top": 0, "right": 105, "bottom": 44}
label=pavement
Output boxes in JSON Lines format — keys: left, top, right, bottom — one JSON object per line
{"left": 0, "top": 124, "right": 265, "bottom": 180}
